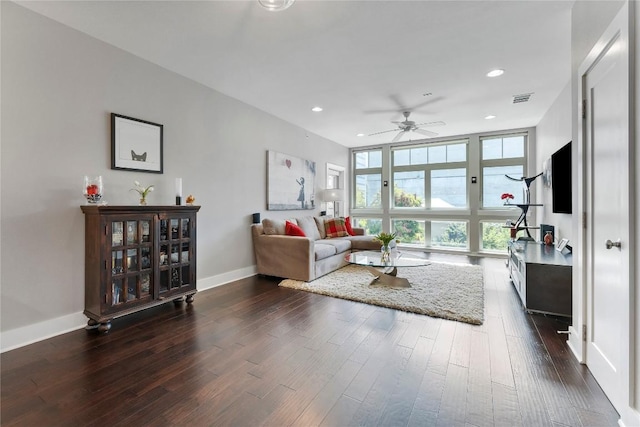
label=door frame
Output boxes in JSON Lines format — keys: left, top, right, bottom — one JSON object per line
{"left": 326, "top": 162, "right": 346, "bottom": 217}
{"left": 571, "top": 2, "right": 637, "bottom": 424}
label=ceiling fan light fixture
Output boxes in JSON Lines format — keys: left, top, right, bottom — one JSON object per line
{"left": 487, "top": 69, "right": 505, "bottom": 78}
{"left": 258, "top": 0, "right": 295, "bottom": 12}
{"left": 311, "top": 106, "right": 323, "bottom": 112}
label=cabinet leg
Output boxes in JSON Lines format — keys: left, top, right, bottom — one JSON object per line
{"left": 85, "top": 319, "right": 99, "bottom": 330}
{"left": 97, "top": 322, "right": 111, "bottom": 333}
{"left": 185, "top": 294, "right": 195, "bottom": 304}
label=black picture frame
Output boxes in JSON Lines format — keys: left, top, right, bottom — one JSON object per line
{"left": 111, "top": 113, "right": 163, "bottom": 174}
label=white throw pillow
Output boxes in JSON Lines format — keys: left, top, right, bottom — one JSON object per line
{"left": 296, "top": 216, "right": 321, "bottom": 240}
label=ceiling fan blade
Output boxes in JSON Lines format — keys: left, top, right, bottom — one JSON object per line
{"left": 368, "top": 129, "right": 399, "bottom": 136}
{"left": 391, "top": 130, "right": 406, "bottom": 143}
{"left": 414, "top": 121, "right": 446, "bottom": 127}
{"left": 413, "top": 128, "right": 439, "bottom": 138}
{"left": 407, "top": 96, "right": 445, "bottom": 111}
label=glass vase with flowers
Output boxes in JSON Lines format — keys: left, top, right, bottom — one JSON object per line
{"left": 131, "top": 181, "right": 154, "bottom": 206}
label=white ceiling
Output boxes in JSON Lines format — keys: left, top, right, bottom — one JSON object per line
{"left": 17, "top": 0, "right": 573, "bottom": 148}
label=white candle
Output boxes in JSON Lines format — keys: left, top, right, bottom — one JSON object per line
{"left": 175, "top": 178, "right": 182, "bottom": 197}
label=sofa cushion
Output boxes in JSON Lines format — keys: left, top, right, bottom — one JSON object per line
{"left": 314, "top": 243, "right": 337, "bottom": 261}
{"left": 314, "top": 217, "right": 327, "bottom": 239}
{"left": 345, "top": 216, "right": 355, "bottom": 236}
{"left": 347, "top": 235, "right": 384, "bottom": 251}
{"left": 296, "top": 216, "right": 321, "bottom": 240}
{"left": 262, "top": 218, "right": 288, "bottom": 235}
{"left": 317, "top": 238, "right": 352, "bottom": 253}
{"left": 285, "top": 221, "right": 306, "bottom": 237}
{"left": 325, "top": 217, "right": 349, "bottom": 238}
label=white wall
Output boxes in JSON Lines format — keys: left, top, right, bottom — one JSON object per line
{"left": 0, "top": 2, "right": 348, "bottom": 350}
{"left": 536, "top": 82, "right": 572, "bottom": 242}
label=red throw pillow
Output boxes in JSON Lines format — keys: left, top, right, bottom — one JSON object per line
{"left": 285, "top": 220, "right": 306, "bottom": 237}
{"left": 325, "top": 217, "right": 349, "bottom": 238}
{"left": 345, "top": 216, "right": 355, "bottom": 236}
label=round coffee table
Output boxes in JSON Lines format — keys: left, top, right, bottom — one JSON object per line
{"left": 345, "top": 250, "right": 430, "bottom": 288}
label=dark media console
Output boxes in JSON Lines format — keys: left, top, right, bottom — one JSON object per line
{"left": 507, "top": 240, "right": 572, "bottom": 317}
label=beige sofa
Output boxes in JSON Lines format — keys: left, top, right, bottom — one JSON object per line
{"left": 251, "top": 216, "right": 389, "bottom": 281}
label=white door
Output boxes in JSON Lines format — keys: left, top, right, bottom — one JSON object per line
{"left": 584, "top": 25, "right": 630, "bottom": 415}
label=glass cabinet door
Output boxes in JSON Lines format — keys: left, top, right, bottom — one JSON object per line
{"left": 158, "top": 216, "right": 193, "bottom": 297}
{"left": 107, "top": 217, "right": 153, "bottom": 309}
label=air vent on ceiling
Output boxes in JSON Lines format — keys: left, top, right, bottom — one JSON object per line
{"left": 513, "top": 93, "right": 533, "bottom": 104}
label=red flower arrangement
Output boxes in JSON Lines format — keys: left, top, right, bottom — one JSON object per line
{"left": 501, "top": 193, "right": 515, "bottom": 203}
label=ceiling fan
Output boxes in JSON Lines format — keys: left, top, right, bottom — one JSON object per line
{"left": 369, "top": 112, "right": 445, "bottom": 142}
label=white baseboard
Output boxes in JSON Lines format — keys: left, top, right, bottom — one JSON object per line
{"left": 197, "top": 265, "right": 257, "bottom": 292}
{"left": 618, "top": 407, "right": 640, "bottom": 427}
{"left": 1, "top": 312, "right": 87, "bottom": 353}
{"left": 1, "top": 266, "right": 259, "bottom": 353}
{"left": 566, "top": 325, "right": 584, "bottom": 363}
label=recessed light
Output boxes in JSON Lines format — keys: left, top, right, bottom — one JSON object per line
{"left": 311, "top": 106, "right": 323, "bottom": 112}
{"left": 487, "top": 69, "right": 504, "bottom": 77}
{"left": 485, "top": 115, "right": 496, "bottom": 120}
{"left": 356, "top": 133, "right": 365, "bottom": 137}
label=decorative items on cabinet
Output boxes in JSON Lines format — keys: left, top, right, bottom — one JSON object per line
{"left": 81, "top": 205, "right": 200, "bottom": 333}
{"left": 175, "top": 178, "right": 182, "bottom": 206}
{"left": 83, "top": 176, "right": 103, "bottom": 204}
{"left": 130, "top": 181, "right": 154, "bottom": 206}
{"left": 503, "top": 172, "right": 543, "bottom": 240}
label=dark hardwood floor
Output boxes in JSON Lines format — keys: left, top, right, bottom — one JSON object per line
{"left": 1, "top": 254, "right": 618, "bottom": 426}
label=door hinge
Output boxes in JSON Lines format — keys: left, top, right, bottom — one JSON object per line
{"left": 583, "top": 212, "right": 587, "bottom": 229}
{"left": 105, "top": 225, "right": 108, "bottom": 235}
{"left": 582, "top": 325, "right": 587, "bottom": 341}
{"left": 582, "top": 99, "right": 587, "bottom": 119}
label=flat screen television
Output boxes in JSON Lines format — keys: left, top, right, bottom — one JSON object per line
{"left": 551, "top": 141, "right": 572, "bottom": 214}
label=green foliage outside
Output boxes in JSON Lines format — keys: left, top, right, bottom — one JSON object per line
{"left": 356, "top": 186, "right": 509, "bottom": 251}
{"left": 392, "top": 186, "right": 424, "bottom": 244}
{"left": 482, "top": 223, "right": 511, "bottom": 251}
{"left": 432, "top": 222, "right": 467, "bottom": 248}
{"left": 355, "top": 186, "right": 381, "bottom": 209}
{"left": 354, "top": 218, "right": 381, "bottom": 236}
{"left": 393, "top": 220, "right": 425, "bottom": 245}
{"left": 393, "top": 186, "right": 423, "bottom": 208}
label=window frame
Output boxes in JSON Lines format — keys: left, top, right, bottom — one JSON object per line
{"left": 480, "top": 133, "right": 528, "bottom": 209}
{"left": 390, "top": 140, "right": 469, "bottom": 211}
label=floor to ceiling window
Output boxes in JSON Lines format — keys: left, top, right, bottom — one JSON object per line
{"left": 350, "top": 130, "right": 531, "bottom": 254}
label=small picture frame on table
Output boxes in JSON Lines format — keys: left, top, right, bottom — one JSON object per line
{"left": 111, "top": 113, "right": 163, "bottom": 174}
{"left": 556, "top": 238, "right": 569, "bottom": 252}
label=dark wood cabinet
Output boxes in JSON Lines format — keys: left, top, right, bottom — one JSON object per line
{"left": 507, "top": 240, "right": 572, "bottom": 317}
{"left": 81, "top": 205, "right": 200, "bottom": 332}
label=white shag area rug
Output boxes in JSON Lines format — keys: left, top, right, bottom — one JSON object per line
{"left": 279, "top": 262, "right": 484, "bottom": 325}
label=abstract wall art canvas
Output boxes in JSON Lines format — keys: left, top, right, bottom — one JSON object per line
{"left": 267, "top": 150, "right": 316, "bottom": 210}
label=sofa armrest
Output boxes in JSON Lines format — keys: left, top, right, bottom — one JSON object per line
{"left": 352, "top": 227, "right": 365, "bottom": 236}
{"left": 252, "top": 233, "right": 315, "bottom": 281}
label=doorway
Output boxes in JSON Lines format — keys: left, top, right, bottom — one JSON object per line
{"left": 579, "top": 3, "right": 633, "bottom": 422}
{"left": 326, "top": 163, "right": 345, "bottom": 217}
